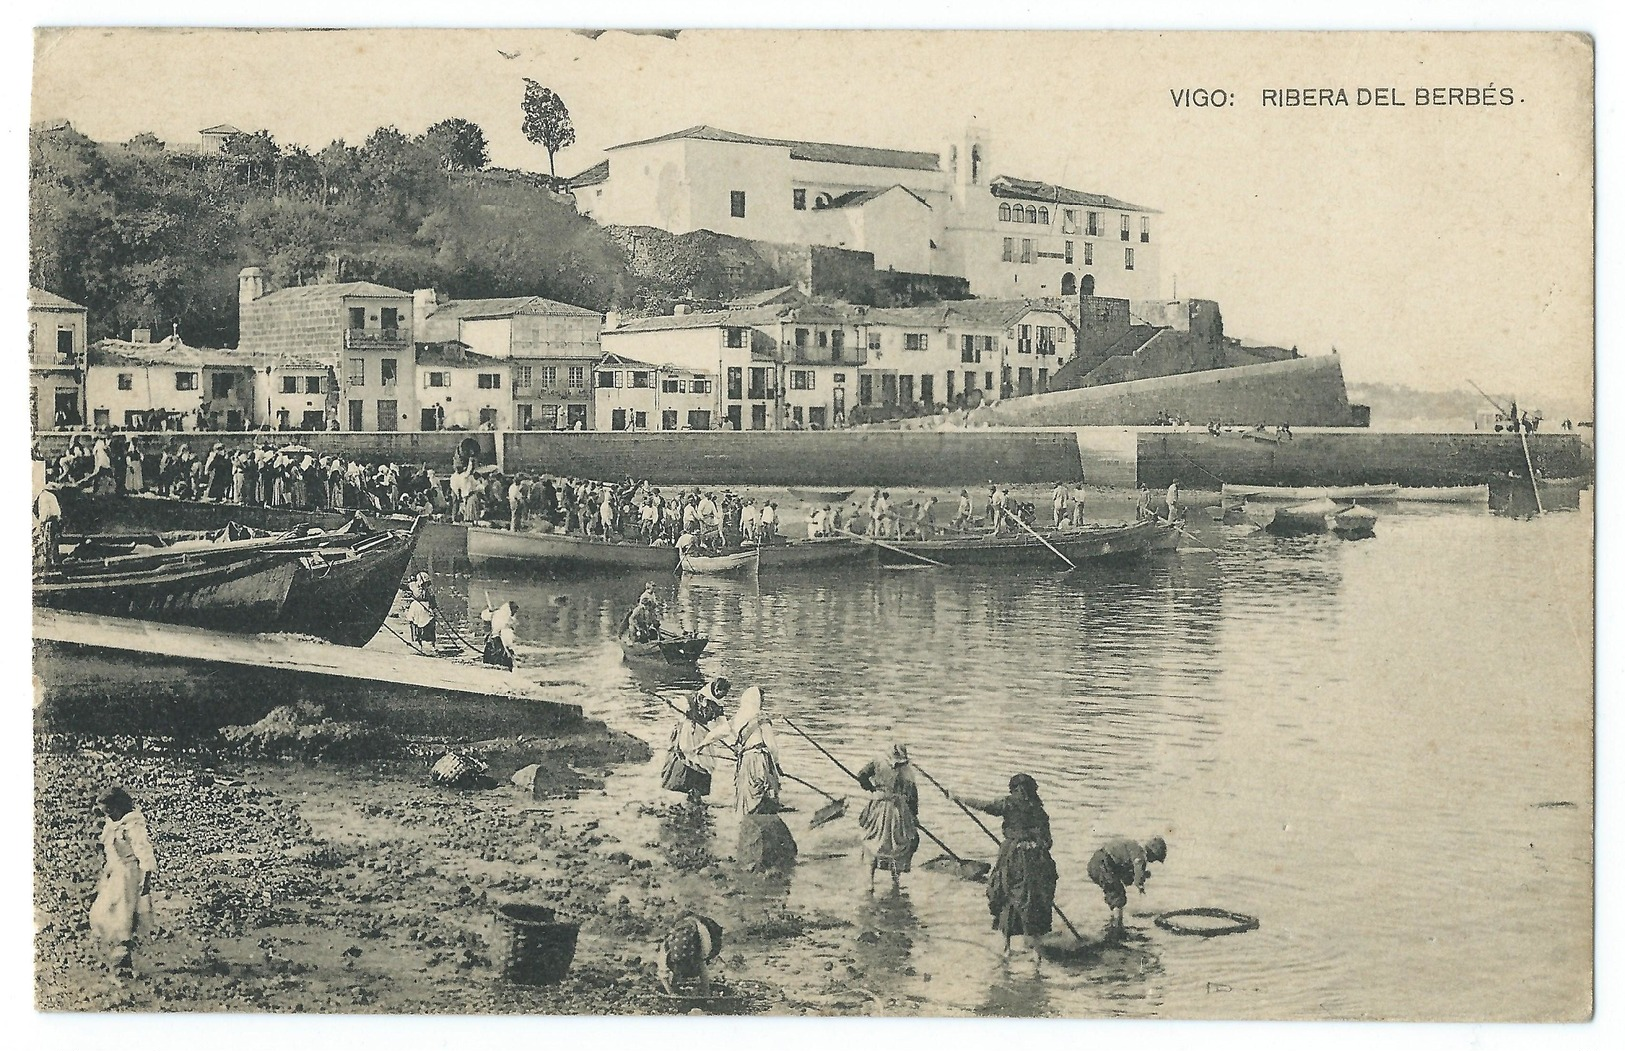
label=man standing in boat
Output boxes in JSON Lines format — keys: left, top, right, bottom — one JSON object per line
{"left": 1165, "top": 479, "right": 1181, "bottom": 523}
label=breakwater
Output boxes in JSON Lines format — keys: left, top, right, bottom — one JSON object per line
{"left": 36, "top": 426, "right": 1591, "bottom": 489}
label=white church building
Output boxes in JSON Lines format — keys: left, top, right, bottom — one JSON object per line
{"left": 566, "top": 124, "right": 1161, "bottom": 302}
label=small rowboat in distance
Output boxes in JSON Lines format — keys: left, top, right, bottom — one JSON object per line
{"left": 679, "top": 548, "right": 760, "bottom": 575}
{"left": 1264, "top": 497, "right": 1340, "bottom": 536}
{"left": 619, "top": 631, "right": 710, "bottom": 665}
{"left": 877, "top": 520, "right": 1158, "bottom": 567}
{"left": 1224, "top": 484, "right": 1399, "bottom": 503}
{"left": 787, "top": 487, "right": 856, "bottom": 505}
{"left": 1332, "top": 504, "right": 1378, "bottom": 538}
{"left": 1394, "top": 485, "right": 1490, "bottom": 504}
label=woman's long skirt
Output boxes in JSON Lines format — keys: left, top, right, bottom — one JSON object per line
{"left": 987, "top": 839, "right": 1057, "bottom": 937}
{"left": 858, "top": 793, "right": 920, "bottom": 873}
{"left": 734, "top": 748, "right": 781, "bottom": 816}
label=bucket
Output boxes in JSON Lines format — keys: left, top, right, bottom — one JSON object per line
{"left": 491, "top": 903, "right": 579, "bottom": 985}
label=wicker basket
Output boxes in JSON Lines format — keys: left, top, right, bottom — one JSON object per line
{"left": 491, "top": 903, "right": 579, "bottom": 985}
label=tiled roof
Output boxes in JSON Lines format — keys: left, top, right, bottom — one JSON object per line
{"left": 252, "top": 281, "right": 413, "bottom": 303}
{"left": 605, "top": 125, "right": 941, "bottom": 173}
{"left": 594, "top": 353, "right": 660, "bottom": 370}
{"left": 865, "top": 299, "right": 1073, "bottom": 331}
{"left": 414, "top": 340, "right": 501, "bottom": 368}
{"left": 990, "top": 175, "right": 1158, "bottom": 214}
{"left": 824, "top": 185, "right": 931, "bottom": 210}
{"left": 607, "top": 304, "right": 796, "bottom": 334}
{"left": 28, "top": 287, "right": 86, "bottom": 311}
{"left": 566, "top": 160, "right": 610, "bottom": 189}
{"left": 200, "top": 124, "right": 243, "bottom": 135}
{"left": 89, "top": 337, "right": 274, "bottom": 370}
{"left": 428, "top": 296, "right": 602, "bottom": 321}
{"left": 726, "top": 286, "right": 804, "bottom": 309}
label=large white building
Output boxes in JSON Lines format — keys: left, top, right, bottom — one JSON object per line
{"left": 567, "top": 124, "right": 1160, "bottom": 301}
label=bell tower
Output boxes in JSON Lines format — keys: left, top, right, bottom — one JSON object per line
{"left": 954, "top": 121, "right": 991, "bottom": 203}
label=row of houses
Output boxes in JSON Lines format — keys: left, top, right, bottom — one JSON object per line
{"left": 30, "top": 273, "right": 1080, "bottom": 434}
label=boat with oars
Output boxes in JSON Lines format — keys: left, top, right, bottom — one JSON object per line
{"left": 35, "top": 516, "right": 422, "bottom": 646}
{"left": 468, "top": 524, "right": 679, "bottom": 571}
{"left": 618, "top": 629, "right": 711, "bottom": 666}
{"left": 679, "top": 546, "right": 761, "bottom": 575}
{"left": 874, "top": 519, "right": 1162, "bottom": 567}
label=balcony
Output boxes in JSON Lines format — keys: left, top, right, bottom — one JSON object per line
{"left": 344, "top": 327, "right": 408, "bottom": 350}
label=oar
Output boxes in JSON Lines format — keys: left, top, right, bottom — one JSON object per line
{"left": 780, "top": 716, "right": 989, "bottom": 879}
{"left": 840, "top": 528, "right": 947, "bottom": 568}
{"left": 999, "top": 505, "right": 1078, "bottom": 571}
{"left": 913, "top": 761, "right": 1086, "bottom": 944}
{"left": 1159, "top": 516, "right": 1220, "bottom": 555}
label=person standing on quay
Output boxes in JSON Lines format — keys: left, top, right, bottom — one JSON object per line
{"left": 945, "top": 774, "right": 1057, "bottom": 962}
{"left": 89, "top": 787, "right": 159, "bottom": 982}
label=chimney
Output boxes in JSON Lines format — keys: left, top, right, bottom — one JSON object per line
{"left": 413, "top": 288, "right": 437, "bottom": 338}
{"left": 131, "top": 328, "right": 152, "bottom": 344}
{"left": 603, "top": 309, "right": 620, "bottom": 331}
{"left": 673, "top": 303, "right": 688, "bottom": 317}
{"left": 238, "top": 266, "right": 266, "bottom": 307}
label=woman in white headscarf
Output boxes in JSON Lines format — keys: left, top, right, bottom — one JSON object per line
{"left": 705, "top": 685, "right": 783, "bottom": 815}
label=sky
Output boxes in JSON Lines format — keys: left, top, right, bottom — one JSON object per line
{"left": 30, "top": 27, "right": 1595, "bottom": 410}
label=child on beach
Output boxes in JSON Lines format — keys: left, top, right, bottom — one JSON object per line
{"left": 88, "top": 787, "right": 159, "bottom": 980}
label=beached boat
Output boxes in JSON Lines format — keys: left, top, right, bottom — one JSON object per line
{"left": 753, "top": 536, "right": 874, "bottom": 570}
{"left": 618, "top": 631, "right": 710, "bottom": 665}
{"left": 680, "top": 548, "right": 761, "bottom": 575}
{"left": 468, "top": 525, "right": 678, "bottom": 571}
{"left": 1263, "top": 497, "right": 1340, "bottom": 535}
{"left": 34, "top": 517, "right": 421, "bottom": 646}
{"left": 876, "top": 519, "right": 1160, "bottom": 567}
{"left": 1148, "top": 521, "right": 1183, "bottom": 551}
{"left": 1393, "top": 485, "right": 1491, "bottom": 504}
{"left": 787, "top": 487, "right": 856, "bottom": 505}
{"left": 1331, "top": 505, "right": 1379, "bottom": 537}
{"left": 1223, "top": 484, "right": 1399, "bottom": 503}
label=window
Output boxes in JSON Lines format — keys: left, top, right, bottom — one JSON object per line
{"left": 282, "top": 375, "right": 298, "bottom": 394}
{"left": 1061, "top": 273, "right": 1077, "bottom": 296}
{"left": 538, "top": 404, "right": 559, "bottom": 429}
{"left": 1012, "top": 207, "right": 1026, "bottom": 224}
{"left": 1025, "top": 206, "right": 1038, "bottom": 223}
{"left": 596, "top": 371, "right": 616, "bottom": 388}
{"left": 726, "top": 327, "right": 746, "bottom": 349}
{"left": 662, "top": 410, "right": 679, "bottom": 430}
{"left": 1062, "top": 208, "right": 1079, "bottom": 233}
{"left": 789, "top": 370, "right": 810, "bottom": 391}
{"left": 1141, "top": 216, "right": 1151, "bottom": 243}
{"left": 542, "top": 366, "right": 558, "bottom": 388}
{"left": 567, "top": 366, "right": 585, "bottom": 389}
{"left": 961, "top": 335, "right": 978, "bottom": 363}
{"left": 730, "top": 190, "right": 746, "bottom": 218}
{"left": 478, "top": 372, "right": 502, "bottom": 389}
{"left": 1018, "top": 325, "right": 1033, "bottom": 354}
{"left": 57, "top": 329, "right": 74, "bottom": 358}
{"left": 1087, "top": 211, "right": 1100, "bottom": 236}
{"left": 212, "top": 373, "right": 234, "bottom": 398}
{"left": 1084, "top": 242, "right": 1094, "bottom": 266}
{"left": 816, "top": 330, "right": 828, "bottom": 349}
{"left": 1125, "top": 247, "right": 1135, "bottom": 270}
{"left": 380, "top": 307, "right": 398, "bottom": 333}
{"left": 1121, "top": 213, "right": 1131, "bottom": 241}
{"left": 1037, "top": 207, "right": 1049, "bottom": 225}
{"left": 1020, "top": 239, "right": 1034, "bottom": 264}
{"left": 348, "top": 358, "right": 365, "bottom": 386}
{"left": 795, "top": 328, "right": 809, "bottom": 348}
{"left": 425, "top": 371, "right": 449, "bottom": 388}
{"left": 479, "top": 408, "right": 498, "bottom": 428}
{"left": 905, "top": 332, "right": 929, "bottom": 351}
{"left": 117, "top": 373, "right": 133, "bottom": 391}
{"left": 514, "top": 365, "right": 532, "bottom": 388}
{"left": 348, "top": 306, "right": 365, "bottom": 330}
{"left": 1037, "top": 326, "right": 1057, "bottom": 355}
{"left": 727, "top": 367, "right": 743, "bottom": 400}
{"left": 381, "top": 358, "right": 398, "bottom": 387}
{"left": 693, "top": 379, "right": 712, "bottom": 394}
{"left": 998, "top": 203, "right": 1012, "bottom": 221}
{"left": 662, "top": 378, "right": 680, "bottom": 393}
{"left": 1065, "top": 240, "right": 1074, "bottom": 264}
{"left": 1002, "top": 237, "right": 1015, "bottom": 263}
{"left": 175, "top": 372, "right": 198, "bottom": 391}
{"left": 305, "top": 376, "right": 322, "bottom": 394}
{"left": 631, "top": 371, "right": 652, "bottom": 388}
{"left": 793, "top": 188, "right": 807, "bottom": 210}
{"left": 747, "top": 367, "right": 769, "bottom": 400}
{"left": 867, "top": 332, "right": 881, "bottom": 351}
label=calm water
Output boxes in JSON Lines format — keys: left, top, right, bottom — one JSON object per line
{"left": 426, "top": 499, "right": 1592, "bottom": 1020}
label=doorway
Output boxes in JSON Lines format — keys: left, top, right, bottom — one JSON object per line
{"left": 566, "top": 404, "right": 588, "bottom": 430}
{"left": 421, "top": 407, "right": 438, "bottom": 431}
{"left": 750, "top": 404, "right": 767, "bottom": 430}
{"left": 1081, "top": 274, "right": 1095, "bottom": 296}
{"left": 348, "top": 399, "right": 364, "bottom": 431}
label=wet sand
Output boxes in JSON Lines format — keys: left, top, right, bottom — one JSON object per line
{"left": 34, "top": 730, "right": 968, "bottom": 1015}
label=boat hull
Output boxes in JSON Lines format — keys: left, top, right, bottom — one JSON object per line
{"left": 281, "top": 529, "right": 422, "bottom": 646}
{"left": 755, "top": 537, "right": 874, "bottom": 569}
{"left": 787, "top": 487, "right": 856, "bottom": 505}
{"left": 619, "top": 634, "right": 710, "bottom": 665}
{"left": 1332, "top": 506, "right": 1379, "bottom": 536}
{"left": 877, "top": 520, "right": 1159, "bottom": 566}
{"left": 1224, "top": 484, "right": 1399, "bottom": 503}
{"left": 34, "top": 555, "right": 300, "bottom": 633}
{"left": 680, "top": 550, "right": 760, "bottom": 575}
{"left": 1394, "top": 485, "right": 1490, "bottom": 504}
{"left": 1264, "top": 497, "right": 1340, "bottom": 535}
{"left": 468, "top": 526, "right": 679, "bottom": 571}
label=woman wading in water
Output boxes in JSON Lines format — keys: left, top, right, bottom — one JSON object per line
{"left": 948, "top": 773, "right": 1057, "bottom": 961}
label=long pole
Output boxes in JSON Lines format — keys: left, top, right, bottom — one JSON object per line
{"left": 999, "top": 504, "right": 1077, "bottom": 570}
{"left": 780, "top": 715, "right": 977, "bottom": 866}
{"left": 1518, "top": 423, "right": 1545, "bottom": 515}
{"left": 841, "top": 527, "right": 948, "bottom": 568}
{"left": 913, "top": 761, "right": 1086, "bottom": 943}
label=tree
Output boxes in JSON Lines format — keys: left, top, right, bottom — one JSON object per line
{"left": 420, "top": 118, "right": 489, "bottom": 173}
{"left": 520, "top": 79, "right": 576, "bottom": 179}
{"left": 221, "top": 130, "right": 280, "bottom": 190}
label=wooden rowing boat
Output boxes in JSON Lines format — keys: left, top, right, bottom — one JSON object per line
{"left": 618, "top": 631, "right": 710, "bottom": 665}
{"left": 1223, "top": 484, "right": 1399, "bottom": 503}
{"left": 1331, "top": 505, "right": 1379, "bottom": 537}
{"left": 468, "top": 525, "right": 679, "bottom": 571}
{"left": 787, "top": 487, "right": 855, "bottom": 504}
{"left": 876, "top": 520, "right": 1159, "bottom": 567}
{"left": 1263, "top": 497, "right": 1339, "bottom": 535}
{"left": 1393, "top": 485, "right": 1490, "bottom": 504}
{"left": 680, "top": 548, "right": 760, "bottom": 575}
{"left": 35, "top": 517, "right": 421, "bottom": 646}
{"left": 753, "top": 536, "right": 874, "bottom": 570}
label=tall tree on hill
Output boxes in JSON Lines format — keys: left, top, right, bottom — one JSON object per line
{"left": 420, "top": 118, "right": 490, "bottom": 174}
{"left": 520, "top": 79, "right": 575, "bottom": 179}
